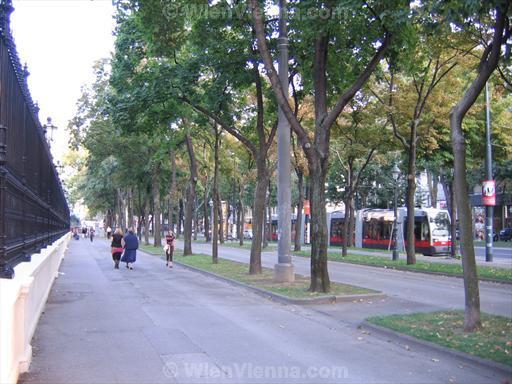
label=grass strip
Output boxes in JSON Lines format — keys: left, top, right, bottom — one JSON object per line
{"left": 173, "top": 254, "right": 376, "bottom": 299}
{"left": 367, "top": 310, "right": 512, "bottom": 366}
{"left": 139, "top": 243, "right": 164, "bottom": 255}
{"left": 294, "top": 251, "right": 512, "bottom": 282}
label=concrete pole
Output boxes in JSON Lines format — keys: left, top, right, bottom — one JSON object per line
{"left": 274, "top": 0, "right": 294, "bottom": 283}
{"left": 485, "top": 82, "right": 493, "bottom": 262}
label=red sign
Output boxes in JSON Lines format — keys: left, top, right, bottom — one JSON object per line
{"left": 482, "top": 180, "right": 496, "bottom": 206}
{"left": 304, "top": 200, "right": 310, "bottom": 215}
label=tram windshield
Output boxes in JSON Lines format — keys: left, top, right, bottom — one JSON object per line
{"left": 430, "top": 212, "right": 450, "bottom": 237}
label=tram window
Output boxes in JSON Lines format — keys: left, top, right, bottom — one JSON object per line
{"left": 406, "top": 217, "right": 429, "bottom": 241}
{"left": 431, "top": 212, "right": 450, "bottom": 237}
{"left": 414, "top": 220, "right": 421, "bottom": 240}
{"left": 331, "top": 220, "right": 344, "bottom": 237}
{"left": 421, "top": 221, "right": 430, "bottom": 240}
{"left": 382, "top": 222, "right": 391, "bottom": 240}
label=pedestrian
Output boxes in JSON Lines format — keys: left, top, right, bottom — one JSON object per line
{"left": 89, "top": 227, "right": 95, "bottom": 242}
{"left": 106, "top": 226, "right": 112, "bottom": 239}
{"left": 82, "top": 226, "right": 87, "bottom": 238}
{"left": 121, "top": 227, "right": 139, "bottom": 270}
{"left": 110, "top": 228, "right": 124, "bottom": 269}
{"left": 164, "top": 230, "right": 175, "bottom": 268}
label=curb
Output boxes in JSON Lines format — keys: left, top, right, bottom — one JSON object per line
{"left": 175, "top": 261, "right": 385, "bottom": 305}
{"left": 361, "top": 321, "right": 512, "bottom": 377}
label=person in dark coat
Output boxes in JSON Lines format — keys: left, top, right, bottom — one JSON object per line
{"left": 121, "top": 227, "right": 139, "bottom": 270}
{"left": 110, "top": 228, "right": 124, "bottom": 269}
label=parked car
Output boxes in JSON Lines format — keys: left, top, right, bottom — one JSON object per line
{"left": 499, "top": 228, "right": 512, "bottom": 242}
{"left": 243, "top": 230, "right": 253, "bottom": 240}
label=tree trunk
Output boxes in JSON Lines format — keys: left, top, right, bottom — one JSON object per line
{"left": 451, "top": 111, "right": 481, "bottom": 331}
{"left": 212, "top": 190, "right": 219, "bottom": 263}
{"left": 348, "top": 198, "right": 355, "bottom": 247}
{"left": 193, "top": 195, "right": 198, "bottom": 241}
{"left": 427, "top": 169, "right": 438, "bottom": 208}
{"left": 183, "top": 133, "right": 198, "bottom": 256}
{"left": 117, "top": 189, "right": 125, "bottom": 231}
{"left": 238, "top": 197, "right": 244, "bottom": 246}
{"left": 136, "top": 187, "right": 143, "bottom": 240}
{"left": 449, "top": 2, "right": 508, "bottom": 331}
{"left": 169, "top": 146, "right": 177, "bottom": 233}
{"left": 212, "top": 126, "right": 220, "bottom": 263}
{"left": 263, "top": 182, "right": 269, "bottom": 248}
{"left": 441, "top": 170, "right": 458, "bottom": 258}
{"left": 237, "top": 199, "right": 243, "bottom": 244}
{"left": 225, "top": 200, "right": 231, "bottom": 241}
{"left": 218, "top": 193, "right": 224, "bottom": 244}
{"left": 341, "top": 192, "right": 356, "bottom": 256}
{"left": 249, "top": 161, "right": 268, "bottom": 274}
{"left": 405, "top": 121, "right": 418, "bottom": 264}
{"left": 144, "top": 193, "right": 150, "bottom": 246}
{"left": 204, "top": 185, "right": 210, "bottom": 242}
{"left": 309, "top": 157, "right": 330, "bottom": 292}
{"left": 449, "top": 182, "right": 457, "bottom": 258}
{"left": 341, "top": 196, "right": 350, "bottom": 257}
{"left": 127, "top": 188, "right": 134, "bottom": 229}
{"left": 294, "top": 170, "right": 304, "bottom": 252}
{"left": 178, "top": 199, "right": 183, "bottom": 238}
{"left": 152, "top": 165, "right": 162, "bottom": 247}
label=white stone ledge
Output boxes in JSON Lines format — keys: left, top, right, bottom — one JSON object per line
{"left": 0, "top": 233, "right": 70, "bottom": 384}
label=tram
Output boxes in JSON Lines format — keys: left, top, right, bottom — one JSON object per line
{"left": 329, "top": 207, "right": 451, "bottom": 256}
{"left": 268, "top": 214, "right": 309, "bottom": 243}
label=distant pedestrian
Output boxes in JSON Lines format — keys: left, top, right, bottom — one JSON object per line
{"left": 111, "top": 228, "right": 124, "bottom": 269}
{"left": 82, "top": 227, "right": 87, "bottom": 238}
{"left": 164, "top": 230, "right": 175, "bottom": 268}
{"left": 106, "top": 226, "right": 112, "bottom": 239}
{"left": 89, "top": 227, "right": 95, "bottom": 242}
{"left": 121, "top": 227, "right": 139, "bottom": 270}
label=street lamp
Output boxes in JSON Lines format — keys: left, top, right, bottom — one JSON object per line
{"left": 43, "top": 117, "right": 57, "bottom": 147}
{"left": 391, "top": 164, "right": 400, "bottom": 261}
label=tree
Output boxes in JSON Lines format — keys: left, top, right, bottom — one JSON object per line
{"left": 249, "top": 0, "right": 409, "bottom": 291}
{"left": 330, "top": 90, "right": 395, "bottom": 256}
{"left": 446, "top": 1, "right": 510, "bottom": 331}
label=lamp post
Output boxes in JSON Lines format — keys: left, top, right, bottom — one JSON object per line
{"left": 209, "top": 199, "right": 213, "bottom": 242}
{"left": 484, "top": 81, "right": 493, "bottom": 262}
{"left": 274, "top": 0, "right": 294, "bottom": 282}
{"left": 263, "top": 188, "right": 270, "bottom": 249}
{"left": 210, "top": 198, "right": 218, "bottom": 263}
{"left": 391, "top": 164, "right": 400, "bottom": 261}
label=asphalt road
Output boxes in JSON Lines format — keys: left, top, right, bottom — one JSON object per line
{"left": 20, "top": 239, "right": 512, "bottom": 383}
{"left": 188, "top": 242, "right": 512, "bottom": 318}
{"left": 474, "top": 246, "right": 511, "bottom": 263}
{"left": 275, "top": 243, "right": 511, "bottom": 268}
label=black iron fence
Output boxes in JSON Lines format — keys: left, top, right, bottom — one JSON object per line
{"left": 0, "top": 0, "right": 70, "bottom": 278}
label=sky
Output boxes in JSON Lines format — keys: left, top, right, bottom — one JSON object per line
{"left": 10, "top": 0, "right": 116, "bottom": 162}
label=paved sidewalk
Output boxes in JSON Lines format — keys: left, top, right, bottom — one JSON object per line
{"left": 20, "top": 238, "right": 510, "bottom": 383}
